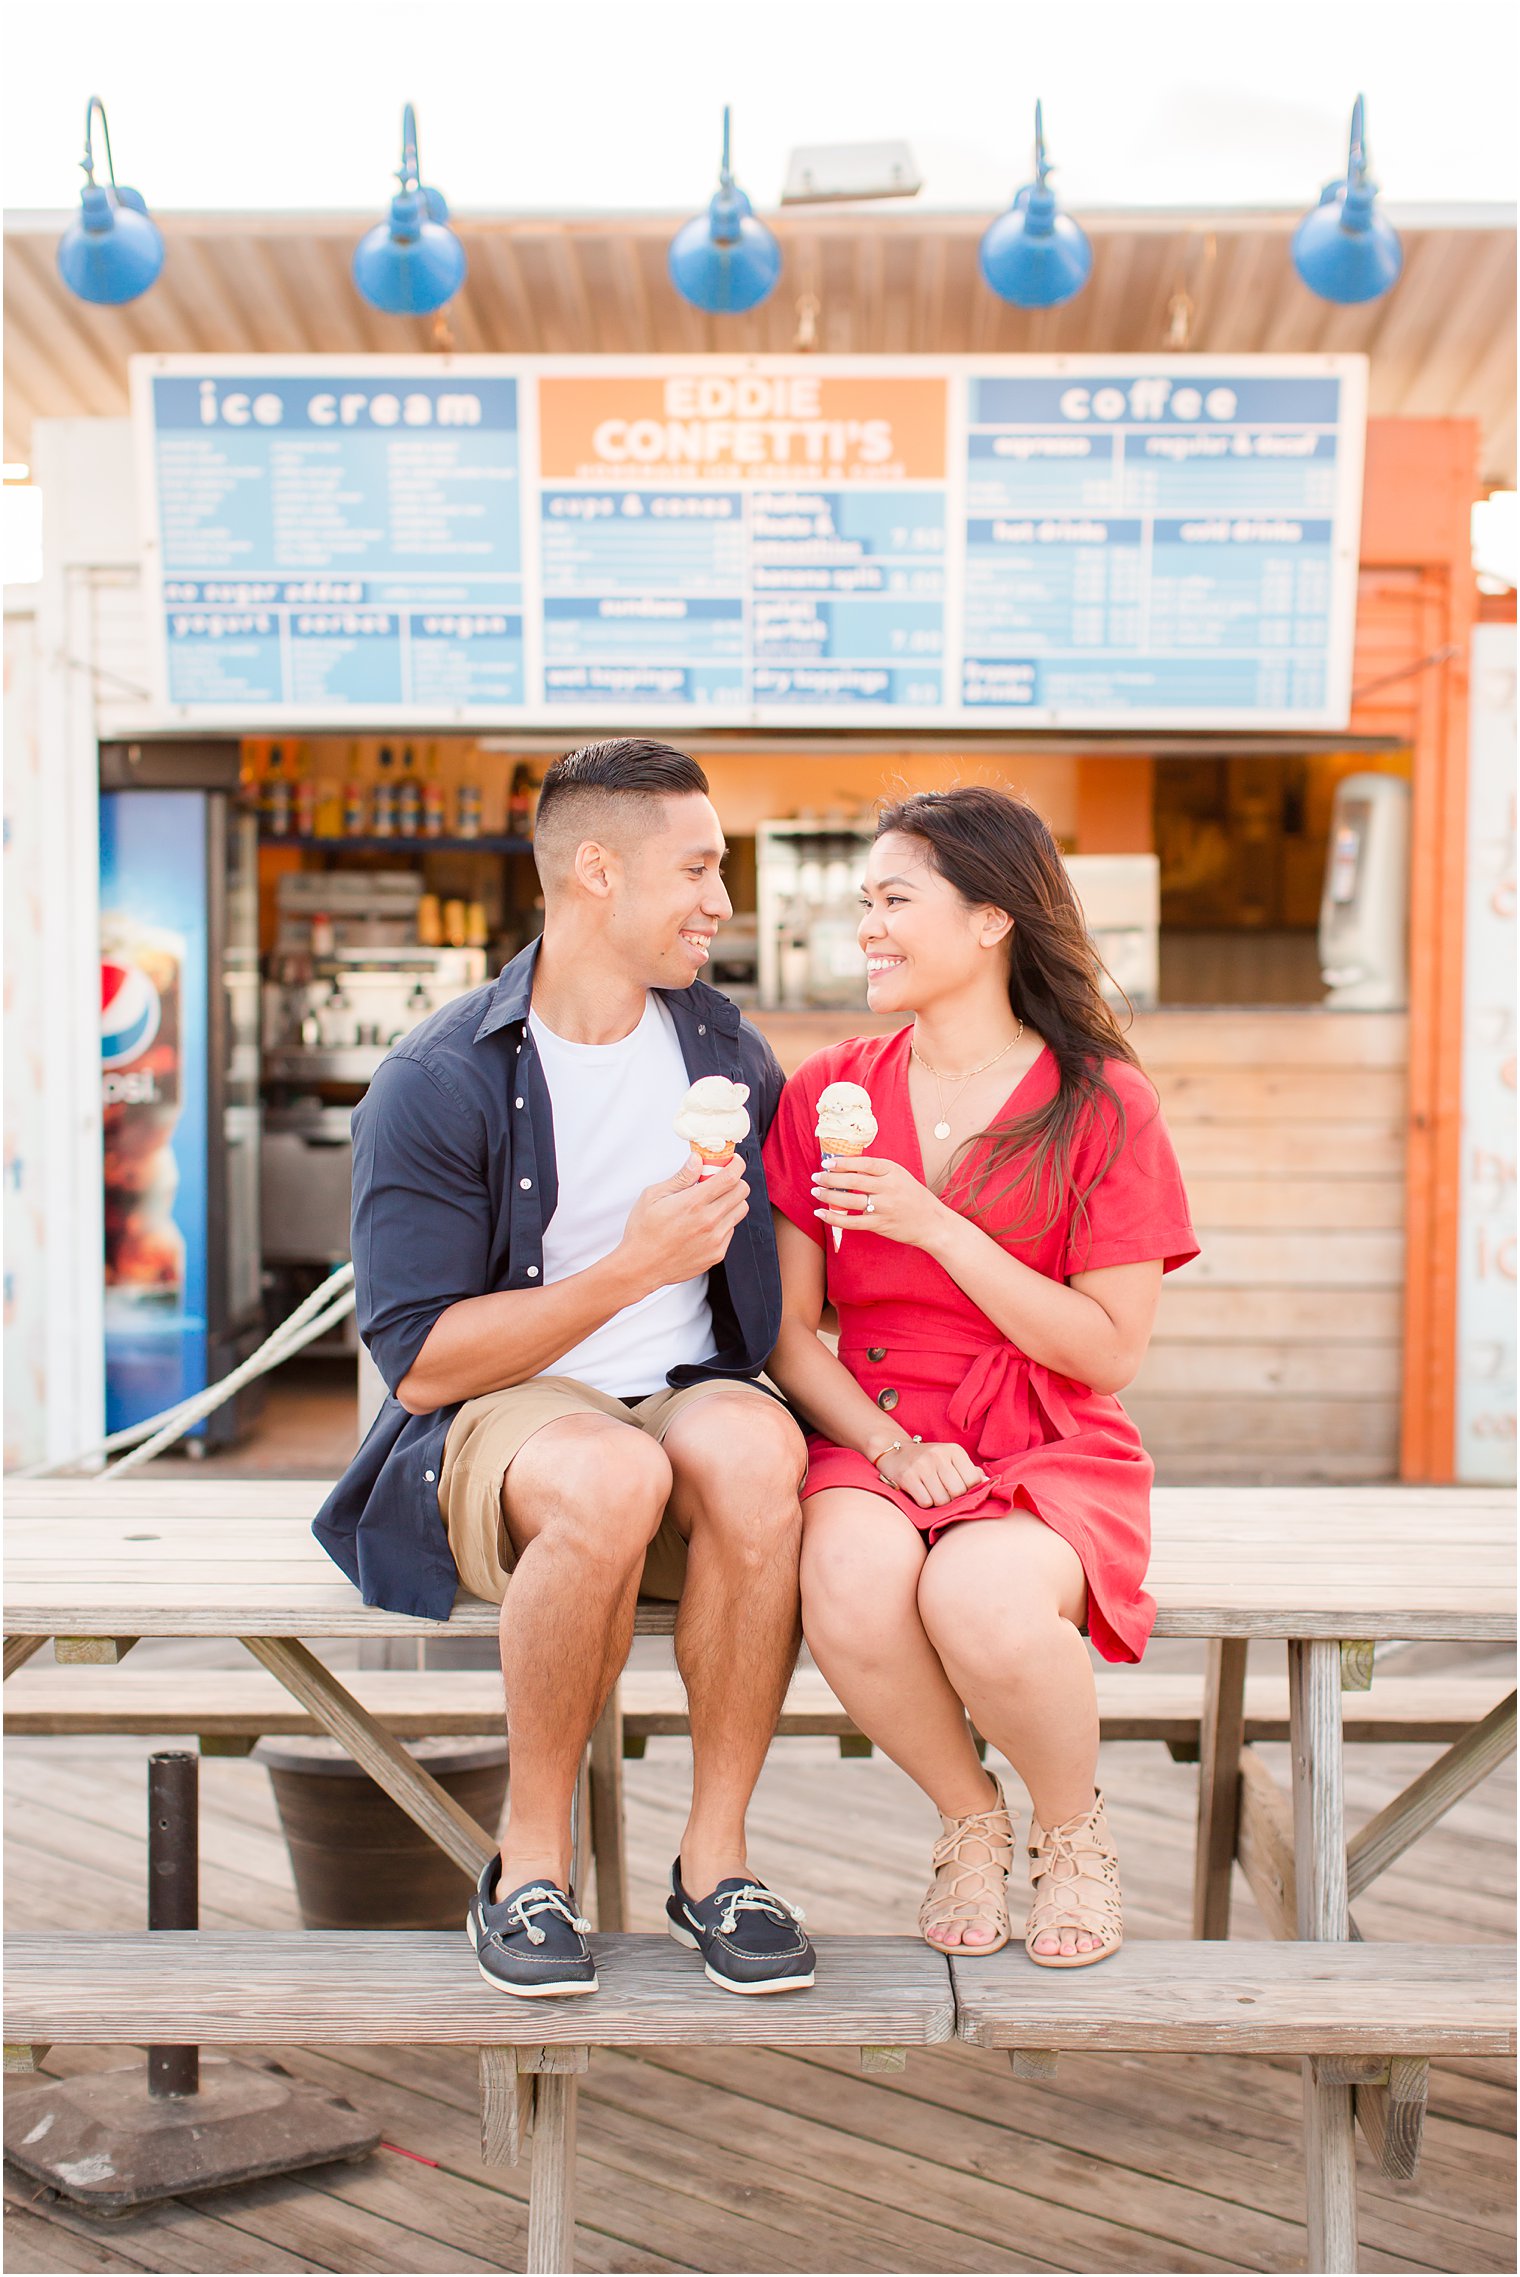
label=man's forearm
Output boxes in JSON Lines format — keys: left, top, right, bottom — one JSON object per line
{"left": 395, "top": 1248, "right": 651, "bottom": 1413}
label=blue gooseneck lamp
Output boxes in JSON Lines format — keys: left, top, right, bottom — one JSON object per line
{"left": 56, "top": 97, "right": 165, "bottom": 306}
{"left": 979, "top": 102, "right": 1092, "bottom": 310}
{"left": 1291, "top": 96, "right": 1403, "bottom": 305}
{"left": 668, "top": 107, "right": 781, "bottom": 315}
{"left": 352, "top": 104, "right": 467, "bottom": 316}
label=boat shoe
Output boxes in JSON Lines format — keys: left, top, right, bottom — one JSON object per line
{"left": 666, "top": 1859, "right": 815, "bottom": 1995}
{"left": 467, "top": 1855, "right": 597, "bottom": 1998}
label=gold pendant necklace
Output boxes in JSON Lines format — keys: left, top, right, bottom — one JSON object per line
{"left": 911, "top": 1021, "right": 1025, "bottom": 1141}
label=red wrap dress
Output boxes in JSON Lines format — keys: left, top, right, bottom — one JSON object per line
{"left": 762, "top": 1028, "right": 1200, "bottom": 1663}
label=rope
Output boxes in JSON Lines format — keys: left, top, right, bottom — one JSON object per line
{"left": 17, "top": 1262, "right": 357, "bottom": 1480}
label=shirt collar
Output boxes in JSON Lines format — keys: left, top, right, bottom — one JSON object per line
{"left": 473, "top": 933, "right": 741, "bottom": 1045}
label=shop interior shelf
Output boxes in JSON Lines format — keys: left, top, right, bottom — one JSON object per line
{"left": 265, "top": 835, "right": 534, "bottom": 855}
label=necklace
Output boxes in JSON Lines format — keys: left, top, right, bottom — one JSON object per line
{"left": 910, "top": 1021, "right": 1025, "bottom": 1141}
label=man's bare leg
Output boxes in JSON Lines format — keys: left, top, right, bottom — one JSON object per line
{"left": 495, "top": 1415, "right": 669, "bottom": 1892}
{"left": 660, "top": 1393, "right": 807, "bottom": 1899}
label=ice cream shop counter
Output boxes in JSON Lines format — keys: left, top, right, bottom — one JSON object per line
{"left": 750, "top": 1005, "right": 1410, "bottom": 1491}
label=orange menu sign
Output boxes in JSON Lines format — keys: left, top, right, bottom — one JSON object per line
{"left": 538, "top": 372, "right": 948, "bottom": 483}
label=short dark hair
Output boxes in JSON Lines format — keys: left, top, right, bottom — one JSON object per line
{"left": 533, "top": 739, "right": 710, "bottom": 885}
{"left": 538, "top": 738, "right": 708, "bottom": 813}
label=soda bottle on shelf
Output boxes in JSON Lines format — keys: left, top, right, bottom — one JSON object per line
{"left": 397, "top": 743, "right": 422, "bottom": 838}
{"left": 507, "top": 764, "right": 532, "bottom": 840}
{"left": 371, "top": 744, "right": 397, "bottom": 838}
{"left": 292, "top": 742, "right": 318, "bottom": 839}
{"left": 262, "top": 743, "right": 292, "bottom": 837}
{"left": 342, "top": 742, "right": 368, "bottom": 838}
{"left": 421, "top": 740, "right": 447, "bottom": 838}
{"left": 455, "top": 772, "right": 482, "bottom": 839}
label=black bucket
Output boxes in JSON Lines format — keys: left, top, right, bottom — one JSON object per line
{"left": 256, "top": 1736, "right": 507, "bottom": 1930}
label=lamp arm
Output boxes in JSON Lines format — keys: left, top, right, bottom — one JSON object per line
{"left": 1032, "top": 99, "right": 1051, "bottom": 189}
{"left": 1346, "top": 93, "right": 1368, "bottom": 186}
{"left": 719, "top": 103, "right": 733, "bottom": 188}
{"left": 80, "top": 94, "right": 118, "bottom": 191}
{"left": 398, "top": 101, "right": 422, "bottom": 193}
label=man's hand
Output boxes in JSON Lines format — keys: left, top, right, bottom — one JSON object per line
{"left": 617, "top": 1152, "right": 750, "bottom": 1298}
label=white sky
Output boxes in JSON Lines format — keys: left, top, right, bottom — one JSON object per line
{"left": 3, "top": 0, "right": 1517, "bottom": 217}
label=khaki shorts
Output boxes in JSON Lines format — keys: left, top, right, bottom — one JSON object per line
{"left": 439, "top": 1375, "right": 792, "bottom": 1605}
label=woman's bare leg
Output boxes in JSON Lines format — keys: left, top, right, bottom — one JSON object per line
{"left": 800, "top": 1488, "right": 1004, "bottom": 1945}
{"left": 916, "top": 1512, "right": 1102, "bottom": 1957}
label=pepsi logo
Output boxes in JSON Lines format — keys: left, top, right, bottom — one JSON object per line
{"left": 101, "top": 959, "right": 161, "bottom": 1069}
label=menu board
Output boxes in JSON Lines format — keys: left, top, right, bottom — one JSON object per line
{"left": 133, "top": 355, "right": 1366, "bottom": 729}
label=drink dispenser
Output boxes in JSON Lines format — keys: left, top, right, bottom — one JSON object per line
{"left": 1318, "top": 773, "right": 1411, "bottom": 1011}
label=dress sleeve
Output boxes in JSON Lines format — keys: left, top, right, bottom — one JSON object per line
{"left": 761, "top": 1053, "right": 830, "bottom": 1249}
{"left": 1063, "top": 1062, "right": 1200, "bottom": 1278}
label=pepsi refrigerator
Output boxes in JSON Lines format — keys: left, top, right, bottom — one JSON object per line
{"left": 99, "top": 741, "right": 263, "bottom": 1448}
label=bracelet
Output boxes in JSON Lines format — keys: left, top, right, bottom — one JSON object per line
{"left": 873, "top": 1440, "right": 905, "bottom": 1474}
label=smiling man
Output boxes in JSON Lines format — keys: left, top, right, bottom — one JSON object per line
{"left": 314, "top": 739, "right": 814, "bottom": 2000}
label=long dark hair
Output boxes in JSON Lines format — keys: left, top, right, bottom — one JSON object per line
{"left": 874, "top": 786, "right": 1150, "bottom": 1246}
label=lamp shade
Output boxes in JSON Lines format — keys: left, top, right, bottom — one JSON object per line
{"left": 56, "top": 100, "right": 164, "bottom": 307}
{"left": 353, "top": 105, "right": 467, "bottom": 316}
{"left": 979, "top": 103, "right": 1091, "bottom": 310}
{"left": 668, "top": 107, "right": 781, "bottom": 314}
{"left": 1291, "top": 96, "right": 1403, "bottom": 305}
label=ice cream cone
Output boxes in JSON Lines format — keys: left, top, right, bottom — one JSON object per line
{"left": 692, "top": 1140, "right": 737, "bottom": 1179}
{"left": 820, "top": 1140, "right": 866, "bottom": 1251}
{"left": 815, "top": 1081, "right": 878, "bottom": 1254}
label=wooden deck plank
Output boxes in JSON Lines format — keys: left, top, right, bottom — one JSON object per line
{"left": 5, "top": 1638, "right": 1514, "bottom": 2277}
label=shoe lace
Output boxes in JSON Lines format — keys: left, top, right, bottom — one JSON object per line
{"left": 500, "top": 1884, "right": 591, "bottom": 1947}
{"left": 716, "top": 1883, "right": 806, "bottom": 1937}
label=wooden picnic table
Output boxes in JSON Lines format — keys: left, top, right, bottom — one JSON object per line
{"left": 5, "top": 1477, "right": 1514, "bottom": 2274}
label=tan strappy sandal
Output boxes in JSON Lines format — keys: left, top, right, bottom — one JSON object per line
{"left": 1024, "top": 1788, "right": 1124, "bottom": 1968}
{"left": 918, "top": 1773, "right": 1016, "bottom": 1955}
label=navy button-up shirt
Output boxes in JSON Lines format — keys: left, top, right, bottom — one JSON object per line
{"left": 313, "top": 938, "right": 786, "bottom": 1620}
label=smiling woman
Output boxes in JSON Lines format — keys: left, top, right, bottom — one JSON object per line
{"left": 763, "top": 782, "right": 1199, "bottom": 1970}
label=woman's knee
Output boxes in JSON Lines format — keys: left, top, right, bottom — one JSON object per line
{"left": 917, "top": 1549, "right": 1065, "bottom": 1675}
{"left": 801, "top": 1506, "right": 924, "bottom": 1653}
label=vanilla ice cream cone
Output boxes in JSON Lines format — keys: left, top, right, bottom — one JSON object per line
{"left": 674, "top": 1077, "right": 749, "bottom": 1178}
{"left": 815, "top": 1082, "right": 878, "bottom": 1254}
{"left": 691, "top": 1139, "right": 738, "bottom": 1179}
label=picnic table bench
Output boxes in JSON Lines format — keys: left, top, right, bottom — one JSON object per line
{"left": 4, "top": 1477, "right": 1514, "bottom": 2274}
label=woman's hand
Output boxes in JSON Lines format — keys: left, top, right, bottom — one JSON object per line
{"left": 875, "top": 1439, "right": 988, "bottom": 1510}
{"left": 813, "top": 1154, "right": 948, "bottom": 1251}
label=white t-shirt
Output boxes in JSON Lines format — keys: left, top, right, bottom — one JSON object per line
{"left": 528, "top": 994, "right": 717, "bottom": 1396}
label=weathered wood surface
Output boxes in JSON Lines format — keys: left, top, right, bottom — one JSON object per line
{"left": 5, "top": 1646, "right": 1514, "bottom": 2277}
{"left": 239, "top": 1634, "right": 497, "bottom": 1880}
{"left": 1193, "top": 1636, "right": 1248, "bottom": 1939}
{"left": 8, "top": 1661, "right": 1509, "bottom": 1747}
{"left": 949, "top": 1941, "right": 1515, "bottom": 2058}
{"left": 1345, "top": 1693, "right": 1518, "bottom": 1898}
{"left": 6, "top": 1485, "right": 1512, "bottom": 1641}
{"left": 3, "top": 1932, "right": 956, "bottom": 2051}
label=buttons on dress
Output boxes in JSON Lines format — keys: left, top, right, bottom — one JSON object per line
{"left": 876, "top": 1387, "right": 900, "bottom": 1412}
{"left": 423, "top": 1470, "right": 436, "bottom": 1483}
{"left": 519, "top": 1177, "right": 532, "bottom": 1190}
{"left": 526, "top": 1266, "right": 539, "bottom": 1278}
{"left": 867, "top": 1346, "right": 887, "bottom": 1363}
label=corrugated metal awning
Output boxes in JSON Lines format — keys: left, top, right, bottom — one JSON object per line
{"left": 5, "top": 206, "right": 1514, "bottom": 480}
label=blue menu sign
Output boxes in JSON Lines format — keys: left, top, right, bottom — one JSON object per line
{"left": 134, "top": 356, "right": 1365, "bottom": 728}
{"left": 960, "top": 369, "right": 1359, "bottom": 720}
{"left": 140, "top": 366, "right": 523, "bottom": 714}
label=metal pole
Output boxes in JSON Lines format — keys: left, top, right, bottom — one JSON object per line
{"left": 147, "top": 1749, "right": 198, "bottom": 2098}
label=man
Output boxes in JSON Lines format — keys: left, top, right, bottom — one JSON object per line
{"left": 315, "top": 739, "right": 813, "bottom": 1999}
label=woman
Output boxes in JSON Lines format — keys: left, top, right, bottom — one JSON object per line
{"left": 763, "top": 788, "right": 1198, "bottom": 1967}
